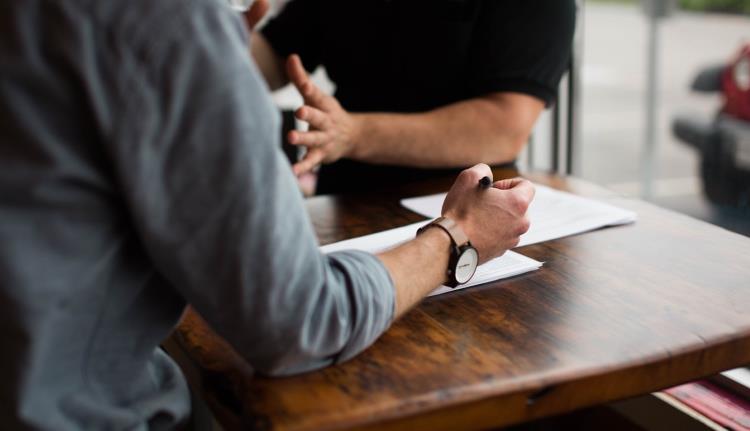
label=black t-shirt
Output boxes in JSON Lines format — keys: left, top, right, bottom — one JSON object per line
{"left": 263, "top": 0, "right": 576, "bottom": 194}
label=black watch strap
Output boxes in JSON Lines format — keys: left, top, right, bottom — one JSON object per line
{"left": 417, "top": 217, "right": 476, "bottom": 287}
{"left": 417, "top": 217, "right": 470, "bottom": 248}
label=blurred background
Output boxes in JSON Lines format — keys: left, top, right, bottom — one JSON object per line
{"left": 578, "top": 0, "right": 750, "bottom": 236}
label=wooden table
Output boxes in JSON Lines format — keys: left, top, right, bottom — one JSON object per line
{"left": 165, "top": 169, "right": 750, "bottom": 430}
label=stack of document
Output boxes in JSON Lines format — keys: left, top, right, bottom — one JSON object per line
{"left": 320, "top": 223, "right": 542, "bottom": 297}
{"left": 321, "top": 183, "right": 636, "bottom": 296}
{"left": 401, "top": 184, "right": 637, "bottom": 247}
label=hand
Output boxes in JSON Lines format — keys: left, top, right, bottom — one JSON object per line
{"left": 242, "top": 0, "right": 270, "bottom": 30}
{"left": 286, "top": 54, "right": 361, "bottom": 176}
{"left": 441, "top": 164, "right": 534, "bottom": 263}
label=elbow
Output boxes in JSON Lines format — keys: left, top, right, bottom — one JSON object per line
{"left": 477, "top": 92, "right": 543, "bottom": 165}
{"left": 251, "top": 354, "right": 329, "bottom": 377}
{"left": 482, "top": 129, "right": 530, "bottom": 166}
{"left": 506, "top": 130, "right": 530, "bottom": 160}
{"left": 226, "top": 251, "right": 394, "bottom": 377}
{"left": 236, "top": 319, "right": 336, "bottom": 377}
{"left": 229, "top": 287, "right": 351, "bottom": 376}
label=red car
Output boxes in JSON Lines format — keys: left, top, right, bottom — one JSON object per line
{"left": 673, "top": 44, "right": 750, "bottom": 206}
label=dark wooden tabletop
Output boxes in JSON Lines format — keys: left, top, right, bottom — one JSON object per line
{"left": 166, "top": 169, "right": 750, "bottom": 431}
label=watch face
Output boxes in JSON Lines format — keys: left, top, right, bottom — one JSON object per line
{"left": 455, "top": 247, "right": 479, "bottom": 284}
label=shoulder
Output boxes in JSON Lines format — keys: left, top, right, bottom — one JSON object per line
{"left": 502, "top": 0, "right": 576, "bottom": 16}
{"left": 481, "top": 0, "right": 576, "bottom": 51}
{"left": 481, "top": 0, "right": 576, "bottom": 29}
{"left": 82, "top": 0, "right": 260, "bottom": 126}
{"left": 88, "top": 0, "right": 247, "bottom": 59}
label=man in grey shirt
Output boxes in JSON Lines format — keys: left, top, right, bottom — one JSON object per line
{"left": 0, "top": 0, "right": 534, "bottom": 429}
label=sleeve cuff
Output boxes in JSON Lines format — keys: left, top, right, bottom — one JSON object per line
{"left": 325, "top": 250, "right": 395, "bottom": 364}
{"left": 472, "top": 78, "right": 559, "bottom": 107}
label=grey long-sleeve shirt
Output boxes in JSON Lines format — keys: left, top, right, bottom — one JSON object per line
{"left": 0, "top": 0, "right": 395, "bottom": 429}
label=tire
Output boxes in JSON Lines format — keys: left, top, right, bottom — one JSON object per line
{"left": 701, "top": 158, "right": 750, "bottom": 207}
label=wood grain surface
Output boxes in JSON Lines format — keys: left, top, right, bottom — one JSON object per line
{"left": 166, "top": 169, "right": 750, "bottom": 431}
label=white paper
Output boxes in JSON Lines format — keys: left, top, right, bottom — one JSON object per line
{"left": 321, "top": 221, "right": 542, "bottom": 297}
{"left": 400, "top": 184, "right": 637, "bottom": 248}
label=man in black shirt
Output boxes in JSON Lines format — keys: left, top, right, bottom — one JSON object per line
{"left": 252, "top": 0, "right": 576, "bottom": 194}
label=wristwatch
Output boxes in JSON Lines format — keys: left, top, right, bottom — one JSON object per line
{"left": 417, "top": 217, "right": 479, "bottom": 288}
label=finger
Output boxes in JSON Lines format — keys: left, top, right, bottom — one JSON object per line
{"left": 504, "top": 178, "right": 536, "bottom": 203}
{"left": 516, "top": 216, "right": 531, "bottom": 236}
{"left": 243, "top": 0, "right": 269, "bottom": 30}
{"left": 499, "top": 179, "right": 536, "bottom": 213}
{"left": 493, "top": 177, "right": 527, "bottom": 190}
{"left": 297, "top": 171, "right": 317, "bottom": 195}
{"left": 293, "top": 150, "right": 325, "bottom": 175}
{"left": 295, "top": 106, "right": 330, "bottom": 130}
{"left": 288, "top": 130, "right": 328, "bottom": 147}
{"left": 286, "top": 54, "right": 309, "bottom": 90}
{"left": 299, "top": 79, "right": 332, "bottom": 110}
{"left": 286, "top": 55, "right": 333, "bottom": 109}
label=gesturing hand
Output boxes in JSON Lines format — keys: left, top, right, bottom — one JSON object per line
{"left": 285, "top": 54, "right": 360, "bottom": 176}
{"left": 442, "top": 164, "right": 535, "bottom": 264}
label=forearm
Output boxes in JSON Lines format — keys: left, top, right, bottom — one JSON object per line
{"left": 250, "top": 31, "right": 287, "bottom": 90}
{"left": 350, "top": 94, "right": 542, "bottom": 168}
{"left": 377, "top": 228, "right": 451, "bottom": 318}
{"left": 246, "top": 229, "right": 450, "bottom": 374}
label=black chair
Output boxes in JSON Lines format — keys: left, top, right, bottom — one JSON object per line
{"left": 527, "top": 0, "right": 583, "bottom": 176}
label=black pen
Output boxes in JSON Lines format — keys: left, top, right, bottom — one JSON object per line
{"left": 479, "top": 176, "right": 492, "bottom": 189}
